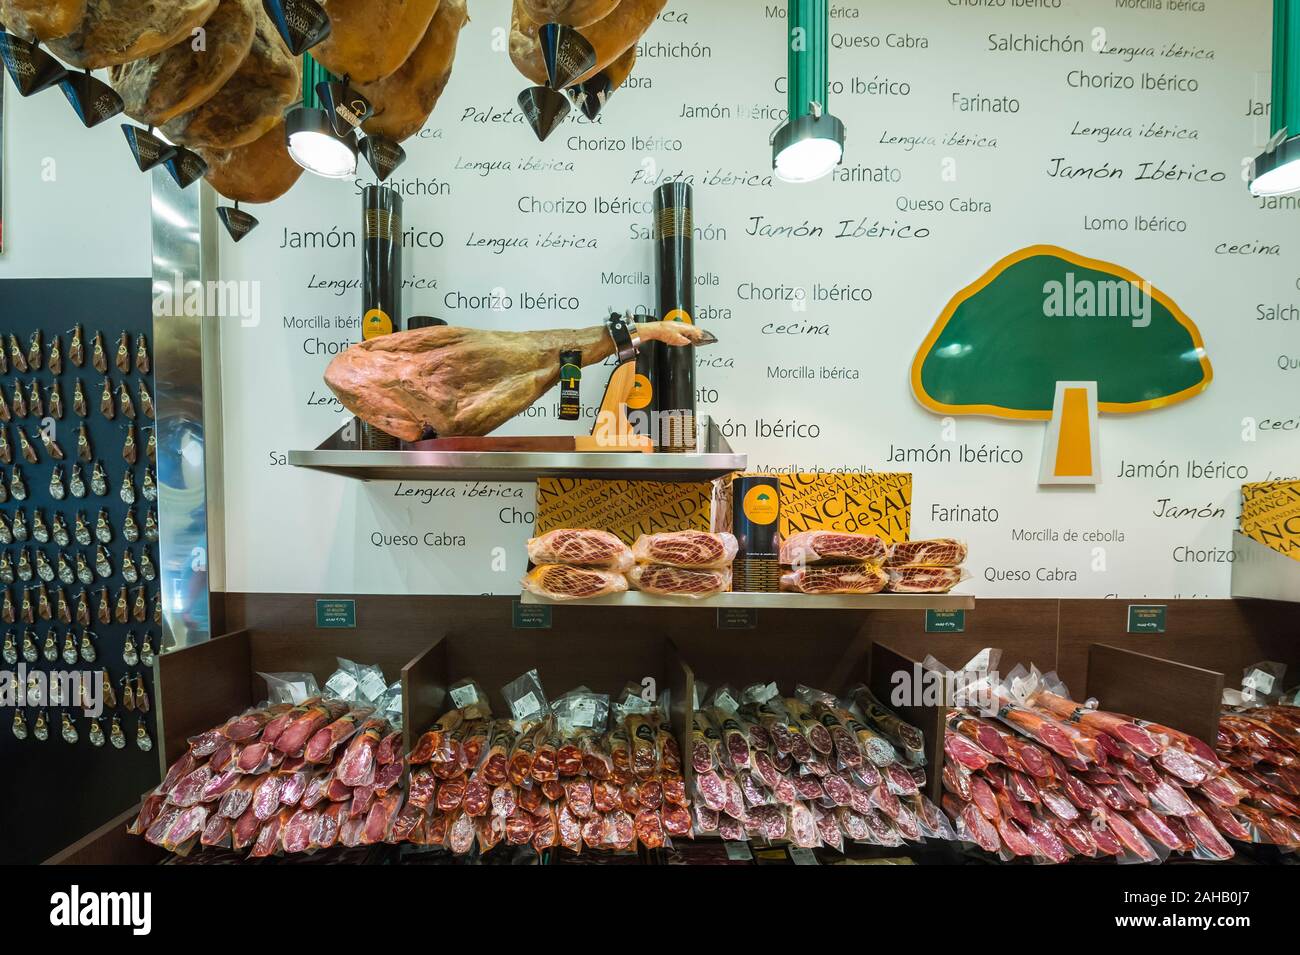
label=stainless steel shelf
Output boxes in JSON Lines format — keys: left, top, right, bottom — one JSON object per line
{"left": 1231, "top": 532, "right": 1300, "bottom": 603}
{"left": 519, "top": 591, "right": 976, "bottom": 611}
{"left": 289, "top": 419, "right": 746, "bottom": 483}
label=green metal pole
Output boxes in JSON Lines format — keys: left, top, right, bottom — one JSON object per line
{"left": 787, "top": 0, "right": 829, "bottom": 121}
{"left": 1277, "top": 0, "right": 1300, "bottom": 138}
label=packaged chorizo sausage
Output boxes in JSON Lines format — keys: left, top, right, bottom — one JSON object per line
{"left": 409, "top": 709, "right": 465, "bottom": 765}
{"left": 851, "top": 685, "right": 927, "bottom": 767}
{"left": 690, "top": 711, "right": 721, "bottom": 773}
{"left": 476, "top": 720, "right": 516, "bottom": 787}
{"left": 626, "top": 714, "right": 659, "bottom": 778}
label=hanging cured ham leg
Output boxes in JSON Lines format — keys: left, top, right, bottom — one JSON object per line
{"left": 324, "top": 320, "right": 714, "bottom": 443}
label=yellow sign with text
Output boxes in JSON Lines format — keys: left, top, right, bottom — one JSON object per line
{"left": 1241, "top": 481, "right": 1300, "bottom": 563}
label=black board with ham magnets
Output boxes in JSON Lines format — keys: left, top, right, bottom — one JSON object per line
{"left": 0, "top": 278, "right": 161, "bottom": 864}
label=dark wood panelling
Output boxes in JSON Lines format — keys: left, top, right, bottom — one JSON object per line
{"left": 156, "top": 629, "right": 253, "bottom": 767}
{"left": 1056, "top": 599, "right": 1300, "bottom": 697}
{"left": 220, "top": 595, "right": 1300, "bottom": 713}
{"left": 44, "top": 804, "right": 164, "bottom": 866}
{"left": 402, "top": 638, "right": 448, "bottom": 747}
{"left": 862, "top": 599, "right": 1061, "bottom": 681}
{"left": 870, "top": 642, "right": 946, "bottom": 804}
{"left": 1086, "top": 645, "right": 1223, "bottom": 745}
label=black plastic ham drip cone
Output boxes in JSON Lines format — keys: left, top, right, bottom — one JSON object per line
{"left": 518, "top": 86, "right": 570, "bottom": 142}
{"left": 359, "top": 136, "right": 407, "bottom": 181}
{"left": 572, "top": 70, "right": 613, "bottom": 121}
{"left": 0, "top": 31, "right": 67, "bottom": 96}
{"left": 60, "top": 70, "right": 124, "bottom": 128}
{"left": 316, "top": 79, "right": 372, "bottom": 137}
{"left": 121, "top": 125, "right": 177, "bottom": 172}
{"left": 164, "top": 147, "right": 208, "bottom": 189}
{"left": 538, "top": 23, "right": 596, "bottom": 90}
{"left": 217, "top": 204, "right": 259, "bottom": 243}
{"left": 262, "top": 0, "right": 332, "bottom": 55}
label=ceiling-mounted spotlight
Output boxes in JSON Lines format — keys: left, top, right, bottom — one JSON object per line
{"left": 286, "top": 55, "right": 360, "bottom": 178}
{"left": 164, "top": 147, "right": 209, "bottom": 190}
{"left": 1251, "top": 0, "right": 1300, "bottom": 197}
{"left": 262, "top": 0, "right": 332, "bottom": 55}
{"left": 217, "top": 203, "right": 259, "bottom": 242}
{"left": 771, "top": 0, "right": 845, "bottom": 184}
{"left": 60, "top": 70, "right": 124, "bottom": 128}
{"left": 121, "top": 124, "right": 177, "bottom": 172}
{"left": 287, "top": 107, "right": 358, "bottom": 178}
{"left": 359, "top": 136, "right": 407, "bottom": 182}
{"left": 0, "top": 30, "right": 67, "bottom": 96}
{"left": 519, "top": 23, "right": 594, "bottom": 142}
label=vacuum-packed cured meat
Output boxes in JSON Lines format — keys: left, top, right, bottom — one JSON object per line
{"left": 885, "top": 566, "right": 964, "bottom": 594}
{"left": 627, "top": 563, "right": 730, "bottom": 598}
{"left": 523, "top": 564, "right": 628, "bottom": 600}
{"left": 780, "top": 531, "right": 888, "bottom": 566}
{"left": 631, "top": 531, "right": 738, "bottom": 570}
{"left": 781, "top": 562, "right": 886, "bottom": 595}
{"left": 527, "top": 528, "right": 633, "bottom": 571}
{"left": 885, "top": 538, "right": 967, "bottom": 568}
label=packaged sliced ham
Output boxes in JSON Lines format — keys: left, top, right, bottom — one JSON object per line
{"left": 627, "top": 563, "right": 730, "bottom": 598}
{"left": 885, "top": 538, "right": 967, "bottom": 568}
{"left": 522, "top": 564, "right": 629, "bottom": 600}
{"left": 526, "top": 528, "right": 633, "bottom": 571}
{"left": 780, "top": 531, "right": 888, "bottom": 566}
{"left": 631, "top": 531, "right": 737, "bottom": 569}
{"left": 781, "top": 562, "right": 887, "bottom": 595}
{"left": 886, "top": 565, "right": 965, "bottom": 594}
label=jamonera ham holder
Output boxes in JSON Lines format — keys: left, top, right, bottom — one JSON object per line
{"left": 293, "top": 316, "right": 746, "bottom": 483}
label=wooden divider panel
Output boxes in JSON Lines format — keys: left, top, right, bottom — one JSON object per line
{"left": 1086, "top": 644, "right": 1224, "bottom": 745}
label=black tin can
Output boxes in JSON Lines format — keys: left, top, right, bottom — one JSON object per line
{"left": 652, "top": 182, "right": 696, "bottom": 453}
{"left": 731, "top": 474, "right": 781, "bottom": 593}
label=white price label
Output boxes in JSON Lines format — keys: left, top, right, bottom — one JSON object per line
{"left": 359, "top": 672, "right": 389, "bottom": 702}
{"left": 512, "top": 691, "right": 542, "bottom": 722}
{"left": 724, "top": 841, "right": 753, "bottom": 861}
{"left": 789, "top": 847, "right": 819, "bottom": 865}
{"left": 755, "top": 682, "right": 779, "bottom": 704}
{"left": 324, "top": 672, "right": 358, "bottom": 701}
{"left": 572, "top": 699, "right": 597, "bottom": 728}
{"left": 1243, "top": 671, "right": 1275, "bottom": 695}
{"left": 715, "top": 691, "right": 738, "bottom": 714}
{"left": 451, "top": 684, "right": 480, "bottom": 709}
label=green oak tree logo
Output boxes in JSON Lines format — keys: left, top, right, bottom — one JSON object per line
{"left": 910, "top": 245, "right": 1212, "bottom": 484}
